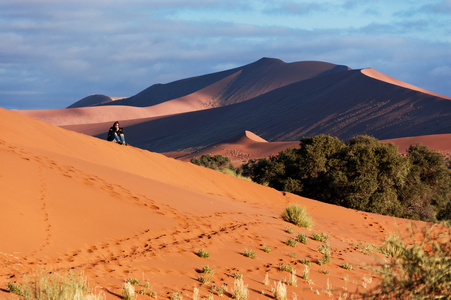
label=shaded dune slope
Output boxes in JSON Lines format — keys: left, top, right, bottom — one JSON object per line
{"left": 88, "top": 69, "right": 451, "bottom": 152}
{"left": 101, "top": 58, "right": 347, "bottom": 107}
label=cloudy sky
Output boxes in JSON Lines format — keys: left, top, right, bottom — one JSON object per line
{"left": 1, "top": 0, "right": 450, "bottom": 110}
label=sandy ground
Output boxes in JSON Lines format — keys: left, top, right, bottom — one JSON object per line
{"left": 0, "top": 108, "right": 433, "bottom": 300}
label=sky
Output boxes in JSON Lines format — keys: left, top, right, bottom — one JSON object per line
{"left": 1, "top": 0, "right": 450, "bottom": 110}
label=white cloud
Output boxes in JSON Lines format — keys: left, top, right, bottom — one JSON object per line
{"left": 0, "top": 0, "right": 450, "bottom": 109}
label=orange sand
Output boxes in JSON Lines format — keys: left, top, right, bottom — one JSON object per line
{"left": 0, "top": 107, "right": 431, "bottom": 299}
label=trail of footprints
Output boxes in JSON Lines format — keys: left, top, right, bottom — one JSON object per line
{"left": 1, "top": 141, "right": 265, "bottom": 277}
{"left": 50, "top": 214, "right": 262, "bottom": 276}
{"left": 33, "top": 166, "right": 52, "bottom": 254}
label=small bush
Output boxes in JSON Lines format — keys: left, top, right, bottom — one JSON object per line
{"left": 137, "top": 288, "right": 146, "bottom": 295}
{"left": 285, "top": 238, "right": 297, "bottom": 247}
{"left": 283, "top": 270, "right": 297, "bottom": 287}
{"left": 282, "top": 204, "right": 313, "bottom": 229}
{"left": 363, "top": 225, "right": 451, "bottom": 299}
{"left": 122, "top": 282, "right": 136, "bottom": 300}
{"left": 171, "top": 291, "right": 183, "bottom": 300}
{"left": 198, "top": 275, "right": 212, "bottom": 284}
{"left": 312, "top": 232, "right": 329, "bottom": 242}
{"left": 126, "top": 278, "right": 140, "bottom": 285}
{"left": 196, "top": 248, "right": 210, "bottom": 258}
{"left": 262, "top": 246, "right": 272, "bottom": 253}
{"left": 193, "top": 287, "right": 199, "bottom": 300}
{"left": 341, "top": 262, "right": 353, "bottom": 270}
{"left": 243, "top": 249, "right": 256, "bottom": 258}
{"left": 149, "top": 289, "right": 158, "bottom": 298}
{"left": 300, "top": 259, "right": 311, "bottom": 265}
{"left": 296, "top": 233, "right": 308, "bottom": 244}
{"left": 232, "top": 278, "right": 248, "bottom": 300}
{"left": 301, "top": 266, "right": 310, "bottom": 280}
{"left": 379, "top": 234, "right": 405, "bottom": 258}
{"left": 202, "top": 265, "right": 215, "bottom": 275}
{"left": 263, "top": 273, "right": 270, "bottom": 286}
{"left": 272, "top": 281, "right": 287, "bottom": 300}
{"left": 212, "top": 284, "right": 227, "bottom": 297}
{"left": 233, "top": 273, "right": 243, "bottom": 280}
{"left": 278, "top": 264, "right": 293, "bottom": 273}
{"left": 7, "top": 281, "right": 23, "bottom": 296}
{"left": 318, "top": 244, "right": 332, "bottom": 265}
{"left": 285, "top": 227, "right": 294, "bottom": 234}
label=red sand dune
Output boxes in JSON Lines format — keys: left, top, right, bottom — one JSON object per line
{"left": 168, "top": 131, "right": 300, "bottom": 166}
{"left": 0, "top": 107, "right": 431, "bottom": 299}
{"left": 383, "top": 133, "right": 451, "bottom": 158}
{"left": 17, "top": 58, "right": 451, "bottom": 155}
{"left": 361, "top": 69, "right": 451, "bottom": 100}
{"left": 33, "top": 64, "right": 450, "bottom": 154}
{"left": 67, "top": 94, "right": 129, "bottom": 108}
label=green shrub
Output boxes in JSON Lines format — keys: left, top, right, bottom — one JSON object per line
{"left": 202, "top": 265, "right": 215, "bottom": 275}
{"left": 198, "top": 275, "right": 212, "bottom": 284}
{"left": 196, "top": 248, "right": 210, "bottom": 258}
{"left": 262, "top": 246, "right": 272, "bottom": 253}
{"left": 282, "top": 204, "right": 313, "bottom": 229}
{"left": 278, "top": 264, "right": 293, "bottom": 273}
{"left": 7, "top": 281, "right": 23, "bottom": 296}
{"left": 171, "top": 291, "right": 183, "bottom": 300}
{"left": 243, "top": 249, "right": 256, "bottom": 258}
{"left": 312, "top": 233, "right": 329, "bottom": 242}
{"left": 341, "top": 262, "right": 353, "bottom": 270}
{"left": 363, "top": 225, "right": 451, "bottom": 299}
{"left": 191, "top": 154, "right": 235, "bottom": 171}
{"left": 296, "top": 233, "right": 308, "bottom": 244}
{"left": 379, "top": 234, "right": 405, "bottom": 258}
{"left": 241, "top": 135, "right": 451, "bottom": 222}
{"left": 285, "top": 238, "right": 297, "bottom": 247}
{"left": 300, "top": 259, "right": 311, "bottom": 265}
{"left": 318, "top": 244, "right": 332, "bottom": 265}
{"left": 126, "top": 278, "right": 140, "bottom": 285}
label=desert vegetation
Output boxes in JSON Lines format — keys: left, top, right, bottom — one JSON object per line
{"left": 281, "top": 204, "right": 313, "bottom": 229}
{"left": 7, "top": 269, "right": 103, "bottom": 300}
{"left": 191, "top": 154, "right": 250, "bottom": 180}
{"left": 363, "top": 224, "right": 451, "bottom": 299}
{"left": 242, "top": 134, "right": 451, "bottom": 222}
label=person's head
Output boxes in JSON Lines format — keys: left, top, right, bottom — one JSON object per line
{"left": 113, "top": 121, "right": 120, "bottom": 128}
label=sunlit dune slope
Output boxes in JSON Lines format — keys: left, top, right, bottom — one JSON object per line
{"left": 383, "top": 133, "right": 451, "bottom": 157}
{"left": 0, "top": 107, "right": 428, "bottom": 299}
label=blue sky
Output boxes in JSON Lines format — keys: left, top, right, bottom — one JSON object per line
{"left": 1, "top": 0, "right": 450, "bottom": 110}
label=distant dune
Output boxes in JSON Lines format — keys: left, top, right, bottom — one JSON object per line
{"left": 168, "top": 131, "right": 300, "bottom": 165}
{"left": 0, "top": 107, "right": 430, "bottom": 299}
{"left": 383, "top": 133, "right": 451, "bottom": 157}
{"left": 67, "top": 94, "right": 128, "bottom": 108}
{"left": 17, "top": 58, "right": 451, "bottom": 155}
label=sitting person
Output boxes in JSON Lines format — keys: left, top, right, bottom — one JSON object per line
{"left": 107, "top": 121, "right": 127, "bottom": 145}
